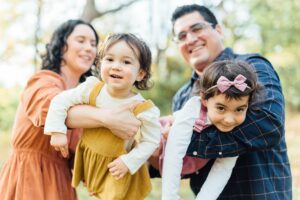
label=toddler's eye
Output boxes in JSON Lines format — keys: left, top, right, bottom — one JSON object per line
{"left": 216, "top": 106, "right": 225, "bottom": 112}
{"left": 105, "top": 58, "right": 113, "bottom": 62}
{"left": 236, "top": 108, "right": 246, "bottom": 113}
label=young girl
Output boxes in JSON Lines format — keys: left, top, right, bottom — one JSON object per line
{"left": 162, "top": 60, "right": 262, "bottom": 200}
{"left": 44, "top": 33, "right": 161, "bottom": 200}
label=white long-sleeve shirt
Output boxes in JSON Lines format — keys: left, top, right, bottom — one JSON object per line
{"left": 44, "top": 76, "right": 161, "bottom": 174}
{"left": 162, "top": 96, "right": 238, "bottom": 200}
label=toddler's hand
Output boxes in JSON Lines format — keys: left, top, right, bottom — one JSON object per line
{"left": 50, "top": 132, "right": 69, "bottom": 158}
{"left": 107, "top": 157, "right": 129, "bottom": 180}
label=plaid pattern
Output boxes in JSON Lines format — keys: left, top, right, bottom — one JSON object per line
{"left": 173, "top": 48, "right": 292, "bottom": 199}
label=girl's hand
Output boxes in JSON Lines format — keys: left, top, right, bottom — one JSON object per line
{"left": 50, "top": 132, "right": 69, "bottom": 158}
{"left": 107, "top": 157, "right": 129, "bottom": 180}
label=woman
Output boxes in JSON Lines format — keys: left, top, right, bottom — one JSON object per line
{"left": 0, "top": 19, "right": 99, "bottom": 200}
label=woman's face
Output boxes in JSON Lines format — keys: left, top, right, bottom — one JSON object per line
{"left": 61, "top": 24, "right": 97, "bottom": 76}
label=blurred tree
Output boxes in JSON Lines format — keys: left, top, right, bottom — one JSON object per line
{"left": 81, "top": 0, "right": 142, "bottom": 22}
{"left": 243, "top": 0, "right": 300, "bottom": 110}
{"left": 0, "top": 87, "right": 20, "bottom": 133}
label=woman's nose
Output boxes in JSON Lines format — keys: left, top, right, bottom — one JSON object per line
{"left": 83, "top": 42, "right": 95, "bottom": 51}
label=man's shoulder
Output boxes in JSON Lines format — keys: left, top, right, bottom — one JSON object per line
{"left": 234, "top": 52, "right": 272, "bottom": 65}
{"left": 173, "top": 81, "right": 194, "bottom": 111}
{"left": 174, "top": 81, "right": 192, "bottom": 100}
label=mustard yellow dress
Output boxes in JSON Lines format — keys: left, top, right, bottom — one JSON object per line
{"left": 72, "top": 81, "right": 153, "bottom": 200}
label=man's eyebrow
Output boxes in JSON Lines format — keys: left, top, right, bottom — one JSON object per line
{"left": 177, "top": 22, "right": 203, "bottom": 35}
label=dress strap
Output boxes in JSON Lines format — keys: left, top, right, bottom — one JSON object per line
{"left": 133, "top": 100, "right": 154, "bottom": 116}
{"left": 193, "top": 102, "right": 208, "bottom": 133}
{"left": 89, "top": 81, "right": 104, "bottom": 106}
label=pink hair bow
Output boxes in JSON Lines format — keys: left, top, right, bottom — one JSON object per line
{"left": 216, "top": 74, "right": 248, "bottom": 93}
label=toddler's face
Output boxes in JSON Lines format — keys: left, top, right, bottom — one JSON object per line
{"left": 203, "top": 94, "right": 249, "bottom": 132}
{"left": 100, "top": 40, "right": 145, "bottom": 98}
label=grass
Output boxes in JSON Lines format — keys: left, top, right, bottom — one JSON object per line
{"left": 0, "top": 111, "right": 299, "bottom": 199}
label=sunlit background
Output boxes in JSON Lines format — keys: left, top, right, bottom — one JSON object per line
{"left": 1, "top": 0, "right": 300, "bottom": 199}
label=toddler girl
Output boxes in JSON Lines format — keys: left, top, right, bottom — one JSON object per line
{"left": 162, "top": 60, "right": 262, "bottom": 200}
{"left": 45, "top": 33, "right": 160, "bottom": 200}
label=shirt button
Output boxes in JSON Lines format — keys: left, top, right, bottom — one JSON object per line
{"left": 195, "top": 171, "right": 199, "bottom": 175}
{"left": 218, "top": 152, "right": 222, "bottom": 155}
{"left": 193, "top": 151, "right": 197, "bottom": 156}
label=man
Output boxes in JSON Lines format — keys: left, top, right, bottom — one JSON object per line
{"left": 167, "top": 4, "right": 291, "bottom": 199}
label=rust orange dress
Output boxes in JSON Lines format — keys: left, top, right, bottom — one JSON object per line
{"left": 0, "top": 70, "right": 78, "bottom": 200}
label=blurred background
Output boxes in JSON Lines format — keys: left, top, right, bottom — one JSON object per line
{"left": 0, "top": 0, "right": 299, "bottom": 199}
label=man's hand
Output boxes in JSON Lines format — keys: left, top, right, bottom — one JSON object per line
{"left": 148, "top": 115, "right": 174, "bottom": 170}
{"left": 159, "top": 115, "right": 174, "bottom": 139}
{"left": 50, "top": 132, "right": 69, "bottom": 158}
{"left": 107, "top": 157, "right": 129, "bottom": 180}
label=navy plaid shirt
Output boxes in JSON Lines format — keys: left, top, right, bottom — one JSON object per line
{"left": 173, "top": 48, "right": 292, "bottom": 200}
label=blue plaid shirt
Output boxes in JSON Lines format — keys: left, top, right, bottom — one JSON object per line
{"left": 173, "top": 48, "right": 292, "bottom": 200}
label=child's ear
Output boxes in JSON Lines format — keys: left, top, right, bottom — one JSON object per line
{"left": 200, "top": 92, "right": 207, "bottom": 107}
{"left": 202, "top": 99, "right": 207, "bottom": 107}
{"left": 136, "top": 69, "right": 146, "bottom": 81}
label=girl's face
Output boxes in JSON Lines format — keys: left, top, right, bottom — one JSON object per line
{"left": 203, "top": 93, "right": 249, "bottom": 132}
{"left": 61, "top": 24, "right": 97, "bottom": 77}
{"left": 100, "top": 40, "right": 145, "bottom": 98}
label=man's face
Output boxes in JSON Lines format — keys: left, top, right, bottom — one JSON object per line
{"left": 173, "top": 12, "right": 224, "bottom": 75}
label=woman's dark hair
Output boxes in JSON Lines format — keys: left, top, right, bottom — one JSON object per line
{"left": 41, "top": 19, "right": 99, "bottom": 82}
{"left": 198, "top": 60, "right": 263, "bottom": 107}
{"left": 97, "top": 33, "right": 152, "bottom": 90}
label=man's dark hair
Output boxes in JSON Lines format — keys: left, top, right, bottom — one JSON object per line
{"left": 171, "top": 4, "right": 218, "bottom": 33}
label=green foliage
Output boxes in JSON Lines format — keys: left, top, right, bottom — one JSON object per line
{"left": 245, "top": 0, "right": 300, "bottom": 54}
{"left": 141, "top": 55, "right": 191, "bottom": 115}
{"left": 0, "top": 87, "right": 21, "bottom": 133}
{"left": 277, "top": 64, "right": 300, "bottom": 110}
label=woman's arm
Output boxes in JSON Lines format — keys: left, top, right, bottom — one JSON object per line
{"left": 66, "top": 101, "right": 142, "bottom": 140}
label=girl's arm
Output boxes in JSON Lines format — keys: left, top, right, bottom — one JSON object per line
{"left": 65, "top": 102, "right": 142, "bottom": 140}
{"left": 119, "top": 105, "right": 161, "bottom": 174}
{"left": 196, "top": 156, "right": 238, "bottom": 200}
{"left": 162, "top": 96, "right": 201, "bottom": 200}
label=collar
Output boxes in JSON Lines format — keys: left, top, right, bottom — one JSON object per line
{"left": 189, "top": 48, "right": 235, "bottom": 82}
{"left": 215, "top": 48, "right": 235, "bottom": 61}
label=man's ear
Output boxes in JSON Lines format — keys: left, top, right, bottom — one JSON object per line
{"left": 214, "top": 24, "right": 224, "bottom": 39}
{"left": 136, "top": 70, "right": 146, "bottom": 81}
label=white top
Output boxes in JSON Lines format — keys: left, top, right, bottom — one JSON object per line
{"left": 162, "top": 96, "right": 238, "bottom": 200}
{"left": 44, "top": 76, "right": 161, "bottom": 174}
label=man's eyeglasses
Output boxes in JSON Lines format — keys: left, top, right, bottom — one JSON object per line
{"left": 173, "top": 22, "right": 214, "bottom": 44}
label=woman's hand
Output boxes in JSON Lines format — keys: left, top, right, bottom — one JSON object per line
{"left": 66, "top": 101, "right": 142, "bottom": 140}
{"left": 102, "top": 101, "right": 142, "bottom": 139}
